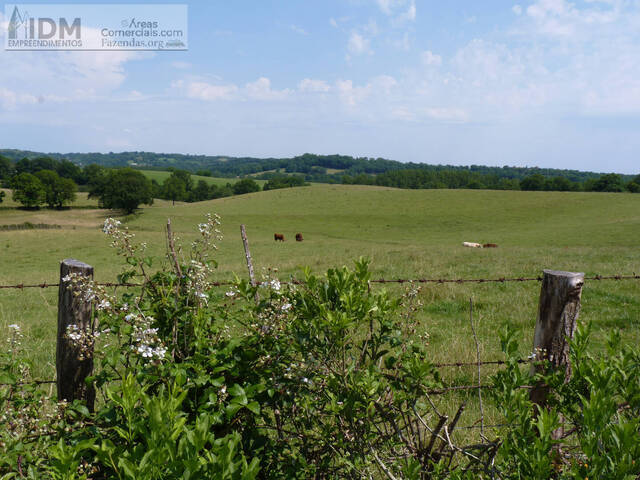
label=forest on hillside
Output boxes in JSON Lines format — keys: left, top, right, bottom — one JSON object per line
{"left": 1, "top": 150, "right": 638, "bottom": 194}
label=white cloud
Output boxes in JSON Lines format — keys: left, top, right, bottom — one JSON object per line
{"left": 376, "top": 0, "right": 416, "bottom": 23}
{"left": 336, "top": 75, "right": 397, "bottom": 106}
{"left": 298, "top": 78, "right": 331, "bottom": 93}
{"left": 0, "top": 87, "right": 39, "bottom": 110}
{"left": 422, "top": 50, "right": 442, "bottom": 67}
{"left": 175, "top": 80, "right": 238, "bottom": 101}
{"left": 245, "top": 77, "right": 291, "bottom": 100}
{"left": 512, "top": 5, "right": 523, "bottom": 15}
{"left": 347, "top": 32, "right": 372, "bottom": 55}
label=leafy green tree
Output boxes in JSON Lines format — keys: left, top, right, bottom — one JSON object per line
{"left": 10, "top": 173, "right": 45, "bottom": 208}
{"left": 193, "top": 179, "right": 211, "bottom": 201}
{"left": 520, "top": 174, "right": 545, "bottom": 191}
{"left": 232, "top": 178, "right": 261, "bottom": 195}
{"left": 35, "top": 170, "right": 77, "bottom": 208}
{"left": 0, "top": 155, "right": 14, "bottom": 182}
{"left": 627, "top": 181, "right": 640, "bottom": 193}
{"left": 162, "top": 173, "right": 188, "bottom": 205}
{"left": 91, "top": 168, "right": 153, "bottom": 213}
{"left": 591, "top": 173, "right": 625, "bottom": 192}
{"left": 0, "top": 190, "right": 4, "bottom": 203}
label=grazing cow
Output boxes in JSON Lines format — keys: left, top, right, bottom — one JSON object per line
{"left": 274, "top": 233, "right": 285, "bottom": 242}
{"left": 295, "top": 233, "right": 303, "bottom": 242}
{"left": 463, "top": 242, "right": 483, "bottom": 248}
{"left": 483, "top": 243, "right": 498, "bottom": 248}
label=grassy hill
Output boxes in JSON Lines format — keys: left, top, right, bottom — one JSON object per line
{"left": 0, "top": 185, "right": 639, "bottom": 381}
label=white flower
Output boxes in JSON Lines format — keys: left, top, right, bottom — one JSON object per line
{"left": 270, "top": 279, "right": 281, "bottom": 292}
{"left": 125, "top": 314, "right": 136, "bottom": 322}
{"left": 97, "top": 300, "right": 111, "bottom": 310}
{"left": 8, "top": 324, "right": 20, "bottom": 331}
{"left": 225, "top": 290, "right": 236, "bottom": 297}
{"left": 281, "top": 303, "right": 292, "bottom": 311}
{"left": 61, "top": 275, "right": 72, "bottom": 282}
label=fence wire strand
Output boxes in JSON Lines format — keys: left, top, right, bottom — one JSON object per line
{"left": 1, "top": 273, "right": 639, "bottom": 290}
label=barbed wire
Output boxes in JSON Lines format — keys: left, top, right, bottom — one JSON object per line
{"left": 1, "top": 273, "right": 638, "bottom": 290}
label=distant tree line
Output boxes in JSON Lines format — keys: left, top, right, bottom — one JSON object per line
{"left": 342, "top": 169, "right": 640, "bottom": 193}
{"left": 0, "top": 155, "right": 308, "bottom": 211}
{"left": 152, "top": 169, "right": 308, "bottom": 204}
{"left": 4, "top": 149, "right": 636, "bottom": 185}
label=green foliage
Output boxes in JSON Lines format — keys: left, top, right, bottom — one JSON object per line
{"left": 232, "top": 178, "right": 260, "bottom": 195}
{"left": 0, "top": 155, "right": 15, "bottom": 182}
{"left": 0, "top": 190, "right": 4, "bottom": 204}
{"left": 1, "top": 216, "right": 639, "bottom": 478}
{"left": 590, "top": 173, "right": 625, "bottom": 192}
{"left": 162, "top": 172, "right": 188, "bottom": 204}
{"left": 262, "top": 175, "right": 308, "bottom": 191}
{"left": 10, "top": 172, "right": 45, "bottom": 208}
{"left": 35, "top": 170, "right": 77, "bottom": 208}
{"left": 492, "top": 324, "right": 640, "bottom": 479}
{"left": 90, "top": 168, "right": 153, "bottom": 213}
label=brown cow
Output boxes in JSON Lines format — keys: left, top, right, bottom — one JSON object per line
{"left": 483, "top": 243, "right": 498, "bottom": 248}
{"left": 295, "top": 233, "right": 303, "bottom": 242}
{"left": 274, "top": 233, "right": 285, "bottom": 242}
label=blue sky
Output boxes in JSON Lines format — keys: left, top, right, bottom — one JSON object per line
{"left": 1, "top": 0, "right": 639, "bottom": 173}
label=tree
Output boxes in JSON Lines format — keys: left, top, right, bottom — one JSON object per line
{"left": 162, "top": 174, "right": 188, "bottom": 205}
{"left": 91, "top": 168, "right": 153, "bottom": 213}
{"left": 627, "top": 181, "right": 640, "bottom": 193}
{"left": 0, "top": 155, "right": 14, "bottom": 182}
{"left": 232, "top": 178, "right": 261, "bottom": 195}
{"left": 0, "top": 190, "right": 5, "bottom": 203}
{"left": 520, "top": 174, "right": 545, "bottom": 191}
{"left": 35, "top": 170, "right": 77, "bottom": 208}
{"left": 11, "top": 173, "right": 45, "bottom": 208}
{"left": 591, "top": 173, "right": 625, "bottom": 192}
{"left": 192, "top": 180, "right": 211, "bottom": 201}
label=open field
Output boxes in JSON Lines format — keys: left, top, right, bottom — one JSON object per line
{"left": 0, "top": 185, "right": 638, "bottom": 427}
{"left": 139, "top": 169, "right": 267, "bottom": 187}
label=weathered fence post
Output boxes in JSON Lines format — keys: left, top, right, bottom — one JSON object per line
{"left": 240, "top": 224, "right": 260, "bottom": 303}
{"left": 530, "top": 269, "right": 584, "bottom": 437}
{"left": 56, "top": 259, "right": 95, "bottom": 412}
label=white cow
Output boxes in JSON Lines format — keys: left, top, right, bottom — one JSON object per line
{"left": 463, "top": 242, "right": 483, "bottom": 248}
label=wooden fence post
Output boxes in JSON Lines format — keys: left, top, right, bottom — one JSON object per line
{"left": 530, "top": 269, "right": 584, "bottom": 436}
{"left": 240, "top": 224, "right": 260, "bottom": 303}
{"left": 56, "top": 259, "right": 95, "bottom": 412}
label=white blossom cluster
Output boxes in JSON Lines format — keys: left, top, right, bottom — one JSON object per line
{"left": 7, "top": 324, "right": 23, "bottom": 350}
{"left": 102, "top": 217, "right": 142, "bottom": 258}
{"left": 65, "top": 324, "right": 101, "bottom": 360}
{"left": 125, "top": 312, "right": 167, "bottom": 362}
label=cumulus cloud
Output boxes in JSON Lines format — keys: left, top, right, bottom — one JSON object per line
{"left": 347, "top": 32, "right": 372, "bottom": 55}
{"left": 376, "top": 0, "right": 416, "bottom": 21}
{"left": 298, "top": 79, "right": 331, "bottom": 93}
{"left": 422, "top": 50, "right": 442, "bottom": 66}
{"left": 174, "top": 80, "right": 238, "bottom": 101}
{"left": 245, "top": 77, "right": 291, "bottom": 100}
{"left": 336, "top": 75, "right": 397, "bottom": 106}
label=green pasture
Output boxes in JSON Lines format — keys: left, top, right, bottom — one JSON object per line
{"left": 0, "top": 185, "right": 638, "bottom": 429}
{"left": 139, "top": 169, "right": 267, "bottom": 187}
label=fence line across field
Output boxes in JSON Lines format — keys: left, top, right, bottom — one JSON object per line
{"left": 0, "top": 228, "right": 615, "bottom": 444}
{"left": 1, "top": 272, "right": 639, "bottom": 290}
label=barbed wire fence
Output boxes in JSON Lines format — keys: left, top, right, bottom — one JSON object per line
{"left": 1, "top": 273, "right": 639, "bottom": 289}
{"left": 1, "top": 232, "right": 637, "bottom": 440}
